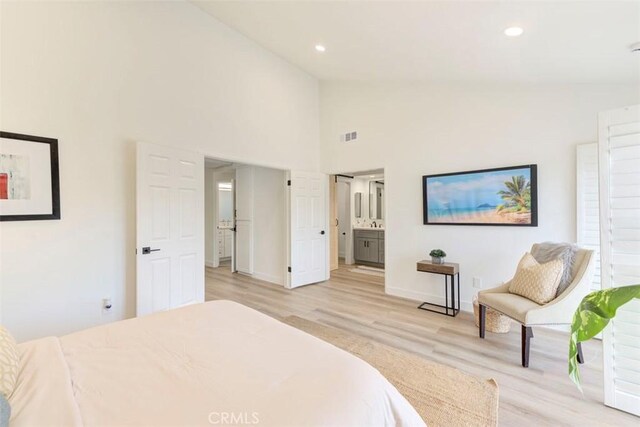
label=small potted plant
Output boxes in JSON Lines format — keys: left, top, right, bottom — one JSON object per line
{"left": 430, "top": 249, "right": 446, "bottom": 264}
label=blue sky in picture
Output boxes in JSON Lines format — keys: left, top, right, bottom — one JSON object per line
{"left": 426, "top": 168, "right": 531, "bottom": 212}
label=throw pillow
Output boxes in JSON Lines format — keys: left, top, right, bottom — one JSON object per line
{"left": 531, "top": 242, "right": 578, "bottom": 296}
{"left": 0, "top": 326, "right": 19, "bottom": 399}
{"left": 509, "top": 253, "right": 564, "bottom": 305}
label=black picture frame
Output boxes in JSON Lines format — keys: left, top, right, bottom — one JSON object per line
{"left": 422, "top": 164, "right": 538, "bottom": 227}
{"left": 0, "top": 131, "right": 61, "bottom": 221}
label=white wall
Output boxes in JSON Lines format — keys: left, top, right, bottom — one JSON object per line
{"left": 252, "top": 166, "right": 286, "bottom": 285}
{"left": 0, "top": 0, "right": 319, "bottom": 341}
{"left": 320, "top": 82, "right": 639, "bottom": 311}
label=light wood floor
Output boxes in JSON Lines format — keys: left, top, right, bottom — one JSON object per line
{"left": 205, "top": 264, "right": 638, "bottom": 426}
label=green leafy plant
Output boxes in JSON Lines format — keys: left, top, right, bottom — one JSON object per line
{"left": 429, "top": 249, "right": 446, "bottom": 258}
{"left": 569, "top": 284, "right": 640, "bottom": 391}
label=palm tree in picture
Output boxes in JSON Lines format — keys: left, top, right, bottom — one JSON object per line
{"left": 497, "top": 175, "right": 530, "bottom": 212}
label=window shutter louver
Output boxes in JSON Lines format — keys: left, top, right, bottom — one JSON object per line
{"left": 599, "top": 105, "right": 640, "bottom": 416}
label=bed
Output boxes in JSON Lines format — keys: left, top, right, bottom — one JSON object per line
{"left": 9, "top": 300, "right": 424, "bottom": 426}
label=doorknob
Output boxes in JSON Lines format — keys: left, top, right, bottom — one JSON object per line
{"left": 142, "top": 247, "right": 161, "bottom": 255}
{"left": 320, "top": 230, "right": 325, "bottom": 235}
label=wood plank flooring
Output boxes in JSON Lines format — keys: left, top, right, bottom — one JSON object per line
{"left": 205, "top": 264, "right": 638, "bottom": 426}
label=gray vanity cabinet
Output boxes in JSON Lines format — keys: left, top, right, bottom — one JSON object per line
{"left": 354, "top": 230, "right": 384, "bottom": 266}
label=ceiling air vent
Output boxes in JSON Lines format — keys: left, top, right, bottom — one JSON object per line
{"left": 342, "top": 131, "right": 358, "bottom": 143}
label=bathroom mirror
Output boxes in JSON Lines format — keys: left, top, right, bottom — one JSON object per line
{"left": 354, "top": 192, "right": 362, "bottom": 218}
{"left": 218, "top": 182, "right": 234, "bottom": 224}
{"left": 369, "top": 180, "right": 384, "bottom": 220}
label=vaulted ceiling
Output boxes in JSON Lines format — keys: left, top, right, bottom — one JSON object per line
{"left": 193, "top": 1, "right": 640, "bottom": 84}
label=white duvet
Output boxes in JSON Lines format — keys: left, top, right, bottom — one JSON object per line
{"left": 10, "top": 300, "right": 424, "bottom": 426}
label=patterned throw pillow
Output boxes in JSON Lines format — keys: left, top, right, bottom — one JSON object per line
{"left": 509, "top": 253, "right": 564, "bottom": 305}
{"left": 0, "top": 326, "right": 19, "bottom": 399}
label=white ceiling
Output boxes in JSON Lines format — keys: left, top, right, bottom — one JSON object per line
{"left": 192, "top": 0, "right": 640, "bottom": 84}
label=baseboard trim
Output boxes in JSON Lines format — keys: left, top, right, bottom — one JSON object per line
{"left": 205, "top": 261, "right": 215, "bottom": 268}
{"left": 385, "top": 286, "right": 473, "bottom": 313}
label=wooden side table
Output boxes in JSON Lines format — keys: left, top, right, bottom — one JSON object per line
{"left": 416, "top": 260, "right": 460, "bottom": 317}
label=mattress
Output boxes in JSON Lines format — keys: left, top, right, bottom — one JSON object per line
{"left": 9, "top": 300, "right": 424, "bottom": 426}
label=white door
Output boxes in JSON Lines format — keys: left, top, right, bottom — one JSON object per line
{"left": 337, "top": 180, "right": 351, "bottom": 261}
{"left": 230, "top": 178, "right": 237, "bottom": 272}
{"left": 288, "top": 170, "right": 328, "bottom": 288}
{"left": 599, "top": 104, "right": 640, "bottom": 416}
{"left": 136, "top": 142, "right": 204, "bottom": 316}
{"left": 235, "top": 166, "right": 253, "bottom": 274}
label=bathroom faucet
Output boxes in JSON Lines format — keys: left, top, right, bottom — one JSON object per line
{"left": 372, "top": 221, "right": 377, "bottom": 228}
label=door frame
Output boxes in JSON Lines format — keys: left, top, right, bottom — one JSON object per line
{"left": 203, "top": 155, "right": 293, "bottom": 287}
{"left": 329, "top": 168, "right": 387, "bottom": 290}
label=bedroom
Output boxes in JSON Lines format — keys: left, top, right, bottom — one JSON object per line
{"left": 1, "top": 0, "right": 639, "bottom": 426}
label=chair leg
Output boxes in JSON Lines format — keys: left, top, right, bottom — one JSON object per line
{"left": 479, "top": 304, "right": 486, "bottom": 339}
{"left": 577, "top": 342, "right": 584, "bottom": 364}
{"left": 521, "top": 325, "right": 533, "bottom": 368}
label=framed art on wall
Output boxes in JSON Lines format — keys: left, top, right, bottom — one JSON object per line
{"left": 0, "top": 131, "right": 60, "bottom": 221}
{"left": 423, "top": 164, "right": 537, "bottom": 226}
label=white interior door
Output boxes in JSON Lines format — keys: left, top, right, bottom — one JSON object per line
{"left": 136, "top": 142, "right": 204, "bottom": 316}
{"left": 599, "top": 104, "right": 640, "bottom": 416}
{"left": 235, "top": 166, "right": 253, "bottom": 275}
{"left": 288, "top": 170, "right": 328, "bottom": 288}
{"left": 230, "top": 178, "right": 236, "bottom": 272}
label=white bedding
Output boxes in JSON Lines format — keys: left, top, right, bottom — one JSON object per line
{"left": 10, "top": 300, "right": 424, "bottom": 426}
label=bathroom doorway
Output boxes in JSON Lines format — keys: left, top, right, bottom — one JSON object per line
{"left": 330, "top": 169, "right": 385, "bottom": 284}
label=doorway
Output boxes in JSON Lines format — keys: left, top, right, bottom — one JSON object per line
{"left": 136, "top": 142, "right": 332, "bottom": 316}
{"left": 204, "top": 159, "right": 235, "bottom": 272}
{"left": 330, "top": 169, "right": 386, "bottom": 286}
{"left": 216, "top": 180, "right": 234, "bottom": 270}
{"left": 204, "top": 159, "right": 293, "bottom": 288}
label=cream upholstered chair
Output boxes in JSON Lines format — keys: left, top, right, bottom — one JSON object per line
{"left": 477, "top": 245, "right": 596, "bottom": 367}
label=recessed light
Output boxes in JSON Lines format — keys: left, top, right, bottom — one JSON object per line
{"left": 315, "top": 44, "right": 326, "bottom": 52}
{"left": 504, "top": 27, "right": 524, "bottom": 37}
{"left": 370, "top": 175, "right": 375, "bottom": 178}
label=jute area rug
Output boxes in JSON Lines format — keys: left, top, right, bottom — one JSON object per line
{"left": 283, "top": 316, "right": 499, "bottom": 427}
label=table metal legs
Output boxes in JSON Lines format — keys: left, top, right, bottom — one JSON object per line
{"left": 417, "top": 273, "right": 460, "bottom": 317}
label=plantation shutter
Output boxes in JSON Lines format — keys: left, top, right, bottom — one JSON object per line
{"left": 576, "top": 143, "right": 601, "bottom": 291}
{"left": 599, "top": 104, "right": 640, "bottom": 416}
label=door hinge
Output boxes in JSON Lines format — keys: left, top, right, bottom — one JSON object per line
{"left": 287, "top": 180, "right": 291, "bottom": 186}
{"left": 288, "top": 266, "right": 292, "bottom": 273}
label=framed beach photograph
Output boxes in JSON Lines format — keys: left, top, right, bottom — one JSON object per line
{"left": 0, "top": 131, "right": 60, "bottom": 221}
{"left": 422, "top": 164, "right": 537, "bottom": 226}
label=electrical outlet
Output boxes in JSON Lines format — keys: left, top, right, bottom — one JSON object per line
{"left": 473, "top": 277, "right": 482, "bottom": 289}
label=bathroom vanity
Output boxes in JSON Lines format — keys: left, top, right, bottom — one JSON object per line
{"left": 354, "top": 228, "right": 385, "bottom": 267}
